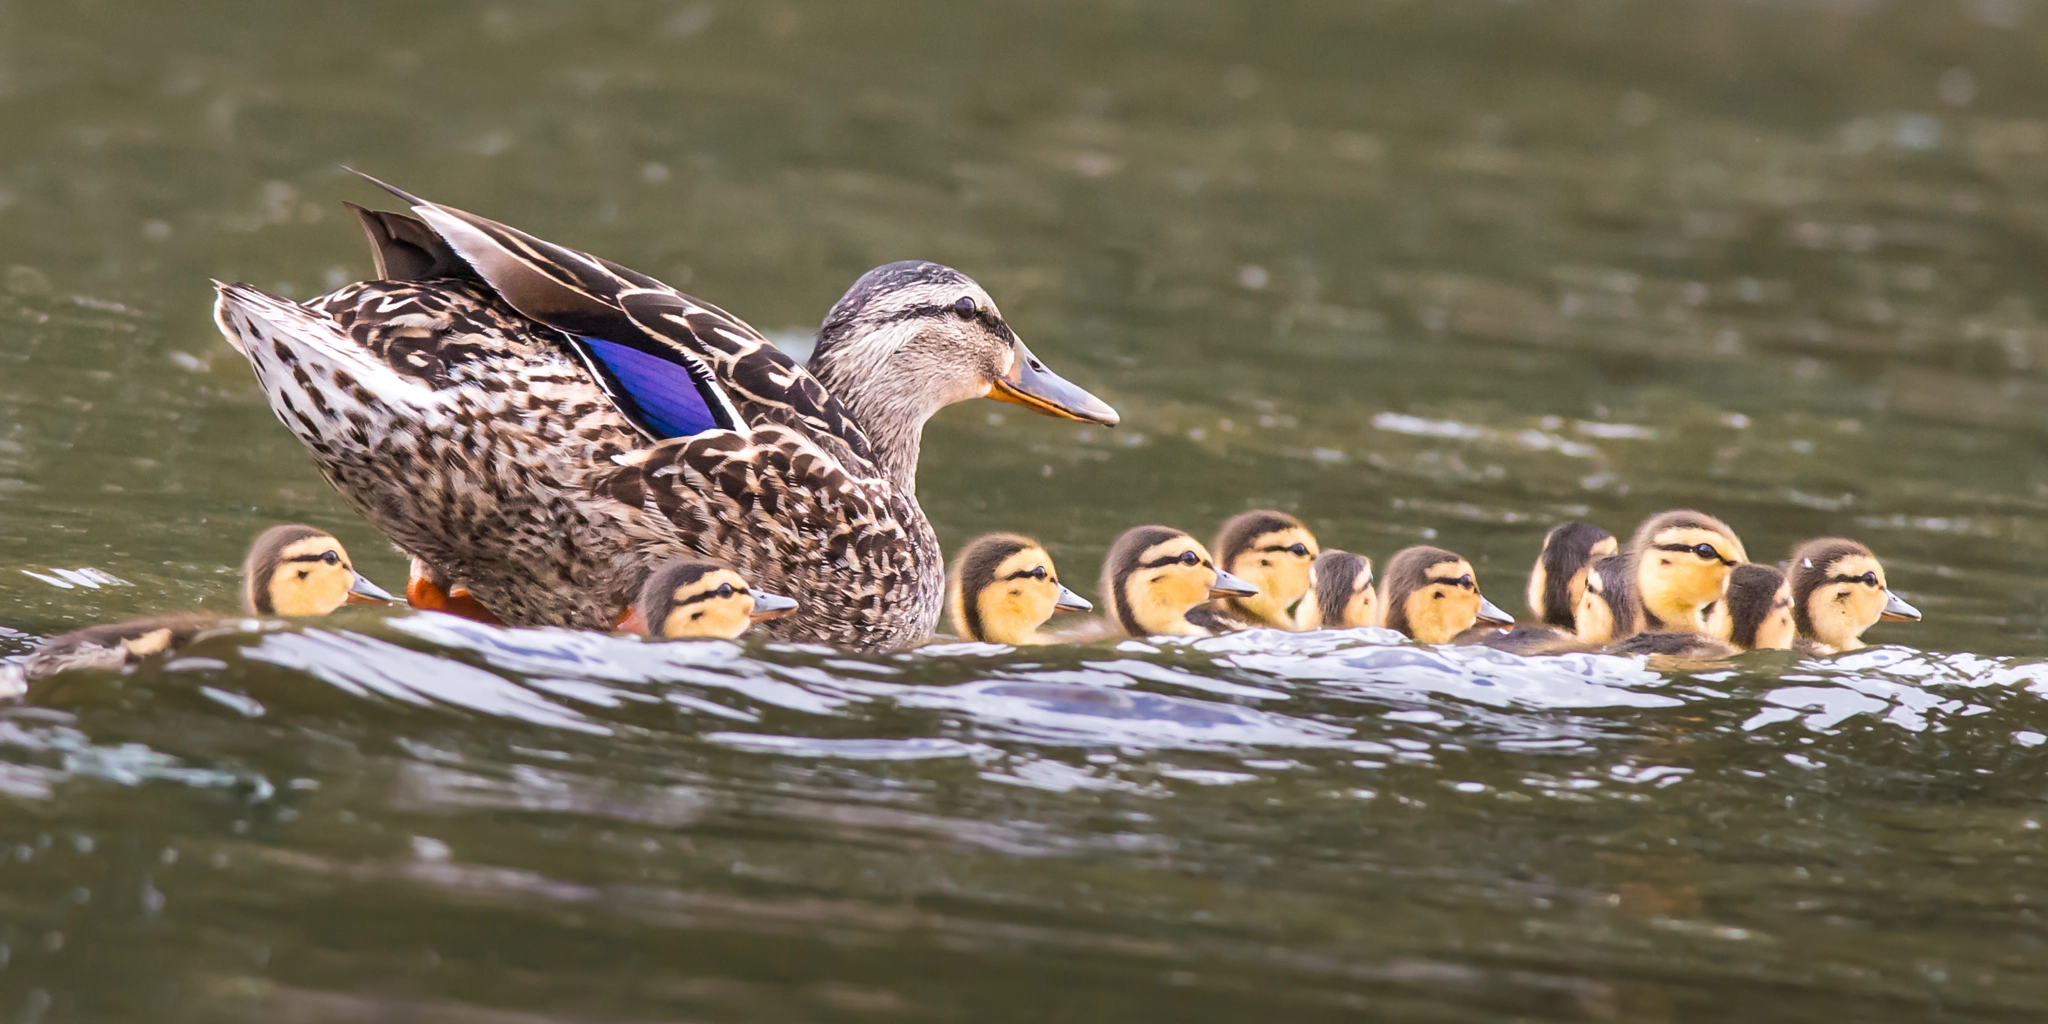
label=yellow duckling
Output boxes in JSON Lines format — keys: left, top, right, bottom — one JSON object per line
{"left": 1611, "top": 563, "right": 1796, "bottom": 659}
{"left": 1576, "top": 510, "right": 1747, "bottom": 644}
{"left": 12, "top": 524, "right": 397, "bottom": 694}
{"left": 1459, "top": 520, "right": 1621, "bottom": 653}
{"left": 1786, "top": 538, "right": 1921, "bottom": 654}
{"left": 1293, "top": 549, "right": 1377, "bottom": 629}
{"left": 1197, "top": 510, "right": 1319, "bottom": 630}
{"left": 1379, "top": 545, "right": 1513, "bottom": 644}
{"left": 1098, "top": 525, "right": 1258, "bottom": 637}
{"left": 623, "top": 561, "right": 798, "bottom": 640}
{"left": 945, "top": 533, "right": 1092, "bottom": 644}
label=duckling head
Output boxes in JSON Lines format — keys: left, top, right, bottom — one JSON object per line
{"left": 1380, "top": 545, "right": 1512, "bottom": 644}
{"left": 1296, "top": 549, "right": 1377, "bottom": 629}
{"left": 1573, "top": 555, "right": 1634, "bottom": 644}
{"left": 947, "top": 533, "right": 1090, "bottom": 645}
{"left": 1629, "top": 510, "right": 1746, "bottom": 632}
{"left": 631, "top": 560, "right": 798, "bottom": 640}
{"left": 1527, "top": 521, "right": 1617, "bottom": 629}
{"left": 1101, "top": 526, "right": 1257, "bottom": 637}
{"left": 1209, "top": 510, "right": 1318, "bottom": 628}
{"left": 809, "top": 262, "right": 1118, "bottom": 493}
{"left": 241, "top": 524, "right": 396, "bottom": 616}
{"left": 1705, "top": 563, "right": 1796, "bottom": 651}
{"left": 1788, "top": 538, "right": 1920, "bottom": 653}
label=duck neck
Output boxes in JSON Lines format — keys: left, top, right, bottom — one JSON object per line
{"left": 808, "top": 326, "right": 956, "bottom": 496}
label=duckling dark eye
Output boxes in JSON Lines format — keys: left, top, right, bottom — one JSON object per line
{"left": 1861, "top": 571, "right": 1879, "bottom": 586}
{"left": 1458, "top": 574, "right": 1474, "bottom": 589}
{"left": 952, "top": 296, "right": 977, "bottom": 319}
{"left": 716, "top": 583, "right": 734, "bottom": 598}
{"left": 1178, "top": 551, "right": 1200, "bottom": 567}
{"left": 321, "top": 551, "right": 341, "bottom": 566}
{"left": 1027, "top": 566, "right": 1047, "bottom": 580}
{"left": 1287, "top": 543, "right": 1309, "bottom": 557}
{"left": 1694, "top": 544, "right": 1719, "bottom": 561}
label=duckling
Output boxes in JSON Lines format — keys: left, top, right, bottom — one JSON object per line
{"left": 1456, "top": 521, "right": 1620, "bottom": 653}
{"left": 1293, "top": 549, "right": 1377, "bottom": 629}
{"left": 1575, "top": 510, "right": 1747, "bottom": 644}
{"left": 946, "top": 533, "right": 1091, "bottom": 644}
{"left": 1786, "top": 538, "right": 1921, "bottom": 654}
{"left": 1098, "top": 526, "right": 1259, "bottom": 638}
{"left": 622, "top": 561, "right": 798, "bottom": 640}
{"left": 12, "top": 525, "right": 396, "bottom": 693}
{"left": 1379, "top": 546, "right": 1513, "bottom": 644}
{"left": 1196, "top": 510, "right": 1318, "bottom": 630}
{"left": 1609, "top": 564, "right": 1796, "bottom": 659}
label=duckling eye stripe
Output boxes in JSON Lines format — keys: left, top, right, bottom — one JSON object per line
{"left": 1653, "top": 543, "right": 1735, "bottom": 566}
{"left": 671, "top": 589, "right": 731, "bottom": 607}
{"left": 1139, "top": 555, "right": 1193, "bottom": 569}
{"left": 280, "top": 554, "right": 334, "bottom": 564}
{"left": 1825, "top": 573, "right": 1877, "bottom": 585}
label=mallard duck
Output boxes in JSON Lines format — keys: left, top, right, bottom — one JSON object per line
{"left": 1096, "top": 526, "right": 1258, "bottom": 638}
{"left": 1786, "top": 538, "right": 1921, "bottom": 654}
{"left": 1293, "top": 549, "right": 1377, "bottom": 629}
{"left": 1574, "top": 510, "right": 1746, "bottom": 644}
{"left": 1610, "top": 563, "right": 1796, "bottom": 659}
{"left": 210, "top": 175, "right": 1117, "bottom": 651}
{"left": 945, "top": 533, "right": 1091, "bottom": 644}
{"left": 1194, "top": 510, "right": 1318, "bottom": 630}
{"left": 618, "top": 560, "right": 797, "bottom": 640}
{"left": 1457, "top": 520, "right": 1619, "bottom": 654}
{"left": 1379, "top": 545, "right": 1513, "bottom": 644}
{"left": 8, "top": 525, "right": 395, "bottom": 694}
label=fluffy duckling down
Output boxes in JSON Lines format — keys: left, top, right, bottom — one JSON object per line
{"left": 1787, "top": 538, "right": 1920, "bottom": 654}
{"left": 1198, "top": 510, "right": 1318, "bottom": 630}
{"left": 1294, "top": 550, "right": 1377, "bottom": 629}
{"left": 10, "top": 524, "right": 397, "bottom": 695}
{"left": 623, "top": 561, "right": 798, "bottom": 640}
{"left": 946, "top": 533, "right": 1091, "bottom": 644}
{"left": 1098, "top": 526, "right": 1258, "bottom": 638}
{"left": 1379, "top": 546, "right": 1513, "bottom": 644}
{"left": 1576, "top": 510, "right": 1746, "bottom": 644}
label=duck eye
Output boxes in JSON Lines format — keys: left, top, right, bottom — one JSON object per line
{"left": 1694, "top": 543, "right": 1719, "bottom": 561}
{"left": 1288, "top": 543, "right": 1308, "bottom": 557}
{"left": 1029, "top": 566, "right": 1047, "bottom": 580}
{"left": 321, "top": 551, "right": 341, "bottom": 565}
{"left": 1179, "top": 551, "right": 1200, "bottom": 566}
{"left": 1862, "top": 572, "right": 1879, "bottom": 586}
{"left": 1459, "top": 574, "right": 1474, "bottom": 588}
{"left": 716, "top": 583, "right": 734, "bottom": 598}
{"left": 952, "top": 296, "right": 977, "bottom": 319}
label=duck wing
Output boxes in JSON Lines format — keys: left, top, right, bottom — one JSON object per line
{"left": 351, "top": 174, "right": 875, "bottom": 465}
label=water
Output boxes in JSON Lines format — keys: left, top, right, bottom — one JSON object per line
{"left": 3, "top": 0, "right": 2048, "bottom": 1019}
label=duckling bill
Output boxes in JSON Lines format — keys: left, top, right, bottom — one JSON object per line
{"left": 1100, "top": 526, "right": 1258, "bottom": 637}
{"left": 11, "top": 525, "right": 396, "bottom": 697}
{"left": 1379, "top": 545, "right": 1512, "bottom": 644}
{"left": 947, "top": 533, "right": 1091, "bottom": 645}
{"left": 622, "top": 561, "right": 798, "bottom": 641}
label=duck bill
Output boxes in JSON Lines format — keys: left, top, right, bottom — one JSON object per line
{"left": 1880, "top": 591, "right": 1922, "bottom": 622}
{"left": 1476, "top": 595, "right": 1514, "bottom": 626}
{"left": 1208, "top": 568, "right": 1259, "bottom": 600}
{"left": 1054, "top": 585, "right": 1093, "bottom": 613}
{"left": 989, "top": 339, "right": 1119, "bottom": 426}
{"left": 346, "top": 572, "right": 400, "bottom": 605}
{"left": 748, "top": 591, "right": 800, "bottom": 623}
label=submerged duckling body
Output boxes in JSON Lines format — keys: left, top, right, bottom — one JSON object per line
{"left": 1608, "top": 562, "right": 1796, "bottom": 660}
{"left": 1787, "top": 538, "right": 1921, "bottom": 654}
{"left": 624, "top": 561, "right": 797, "bottom": 640}
{"left": 11, "top": 525, "right": 396, "bottom": 694}
{"left": 1196, "top": 511, "right": 1318, "bottom": 631}
{"left": 946, "top": 533, "right": 1091, "bottom": 644}
{"left": 1379, "top": 546, "right": 1513, "bottom": 644}
{"left": 1576, "top": 510, "right": 1746, "bottom": 644}
{"left": 1098, "top": 526, "right": 1258, "bottom": 638}
{"left": 1293, "top": 549, "right": 1377, "bottom": 629}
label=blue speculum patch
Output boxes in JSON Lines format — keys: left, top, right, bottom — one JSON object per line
{"left": 572, "top": 335, "right": 733, "bottom": 439}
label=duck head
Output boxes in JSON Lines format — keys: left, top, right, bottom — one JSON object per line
{"left": 809, "top": 261, "right": 1118, "bottom": 493}
{"left": 1788, "top": 538, "right": 1920, "bottom": 653}
{"left": 1208, "top": 510, "right": 1319, "bottom": 629}
{"left": 1101, "top": 526, "right": 1257, "bottom": 637}
{"left": 1704, "top": 562, "right": 1796, "bottom": 651}
{"left": 1630, "top": 510, "right": 1746, "bottom": 633}
{"left": 1295, "top": 549, "right": 1377, "bottom": 629}
{"left": 241, "top": 524, "right": 396, "bottom": 616}
{"left": 1526, "top": 521, "right": 1617, "bottom": 629}
{"left": 947, "top": 533, "right": 1090, "bottom": 645}
{"left": 1380, "top": 545, "right": 1512, "bottom": 644}
{"left": 626, "top": 560, "right": 798, "bottom": 640}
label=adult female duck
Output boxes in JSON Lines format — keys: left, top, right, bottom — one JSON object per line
{"left": 211, "top": 175, "right": 1117, "bottom": 649}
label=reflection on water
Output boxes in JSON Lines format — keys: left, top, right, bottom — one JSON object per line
{"left": 5, "top": 0, "right": 2048, "bottom": 1019}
